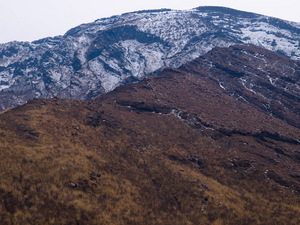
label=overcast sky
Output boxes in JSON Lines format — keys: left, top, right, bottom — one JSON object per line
{"left": 0, "top": 0, "right": 299, "bottom": 43}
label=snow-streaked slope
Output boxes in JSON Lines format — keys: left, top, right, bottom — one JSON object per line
{"left": 0, "top": 6, "right": 299, "bottom": 110}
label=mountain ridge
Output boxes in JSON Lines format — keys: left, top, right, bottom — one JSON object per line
{"left": 0, "top": 6, "right": 300, "bottom": 110}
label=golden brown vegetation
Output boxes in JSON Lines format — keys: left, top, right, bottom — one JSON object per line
{"left": 0, "top": 46, "right": 300, "bottom": 224}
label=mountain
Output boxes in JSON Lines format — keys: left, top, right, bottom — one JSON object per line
{"left": 0, "top": 45, "right": 299, "bottom": 224}
{"left": 180, "top": 45, "right": 300, "bottom": 129}
{"left": 0, "top": 6, "right": 300, "bottom": 110}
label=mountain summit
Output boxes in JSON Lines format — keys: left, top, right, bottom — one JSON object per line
{"left": 0, "top": 6, "right": 300, "bottom": 110}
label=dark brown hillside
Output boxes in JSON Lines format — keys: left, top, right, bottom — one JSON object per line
{"left": 0, "top": 45, "right": 299, "bottom": 225}
{"left": 180, "top": 45, "right": 300, "bottom": 128}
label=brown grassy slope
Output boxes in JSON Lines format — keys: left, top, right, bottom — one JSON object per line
{"left": 0, "top": 47, "right": 300, "bottom": 224}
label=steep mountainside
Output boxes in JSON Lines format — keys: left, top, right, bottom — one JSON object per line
{"left": 181, "top": 45, "right": 300, "bottom": 128}
{"left": 0, "top": 46, "right": 299, "bottom": 225}
{"left": 0, "top": 6, "right": 300, "bottom": 110}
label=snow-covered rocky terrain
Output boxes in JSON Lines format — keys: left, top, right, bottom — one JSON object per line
{"left": 0, "top": 6, "right": 300, "bottom": 110}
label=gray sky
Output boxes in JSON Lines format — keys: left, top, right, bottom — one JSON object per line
{"left": 0, "top": 0, "right": 299, "bottom": 43}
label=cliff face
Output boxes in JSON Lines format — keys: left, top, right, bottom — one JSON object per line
{"left": 0, "top": 45, "right": 299, "bottom": 224}
{"left": 0, "top": 6, "right": 300, "bottom": 110}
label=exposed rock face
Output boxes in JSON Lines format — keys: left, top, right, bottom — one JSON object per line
{"left": 0, "top": 6, "right": 300, "bottom": 110}
{"left": 0, "top": 45, "right": 299, "bottom": 224}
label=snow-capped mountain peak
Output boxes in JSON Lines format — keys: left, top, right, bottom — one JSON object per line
{"left": 0, "top": 6, "right": 299, "bottom": 110}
